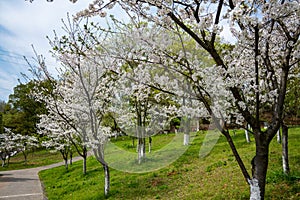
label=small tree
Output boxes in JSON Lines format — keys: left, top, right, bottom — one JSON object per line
{"left": 0, "top": 128, "right": 21, "bottom": 167}
{"left": 32, "top": 17, "right": 116, "bottom": 196}
{"left": 18, "top": 134, "right": 39, "bottom": 164}
{"left": 31, "top": 76, "right": 90, "bottom": 174}
{"left": 39, "top": 114, "right": 74, "bottom": 170}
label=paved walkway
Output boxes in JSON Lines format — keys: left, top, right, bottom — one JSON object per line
{"left": 0, "top": 156, "right": 85, "bottom": 200}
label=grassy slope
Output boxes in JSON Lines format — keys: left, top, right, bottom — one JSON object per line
{"left": 39, "top": 128, "right": 300, "bottom": 200}
{"left": 0, "top": 149, "right": 64, "bottom": 171}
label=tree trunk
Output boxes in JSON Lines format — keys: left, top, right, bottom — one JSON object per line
{"left": 183, "top": 117, "right": 190, "bottom": 145}
{"left": 277, "top": 129, "right": 281, "bottom": 144}
{"left": 249, "top": 178, "right": 261, "bottom": 200}
{"left": 138, "top": 138, "right": 145, "bottom": 164}
{"left": 245, "top": 124, "right": 251, "bottom": 143}
{"left": 83, "top": 155, "right": 87, "bottom": 175}
{"left": 196, "top": 118, "right": 200, "bottom": 132}
{"left": 245, "top": 129, "right": 251, "bottom": 143}
{"left": 22, "top": 151, "right": 28, "bottom": 164}
{"left": 251, "top": 138, "right": 269, "bottom": 200}
{"left": 183, "top": 133, "right": 190, "bottom": 145}
{"left": 103, "top": 163, "right": 110, "bottom": 197}
{"left": 7, "top": 156, "right": 10, "bottom": 167}
{"left": 60, "top": 150, "right": 68, "bottom": 170}
{"left": 70, "top": 151, "right": 73, "bottom": 165}
{"left": 93, "top": 148, "right": 110, "bottom": 197}
{"left": 143, "top": 138, "right": 146, "bottom": 155}
{"left": 282, "top": 124, "right": 290, "bottom": 174}
{"left": 64, "top": 158, "right": 68, "bottom": 170}
{"left": 149, "top": 137, "right": 152, "bottom": 153}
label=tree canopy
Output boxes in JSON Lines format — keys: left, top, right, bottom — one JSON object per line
{"left": 20, "top": 0, "right": 300, "bottom": 199}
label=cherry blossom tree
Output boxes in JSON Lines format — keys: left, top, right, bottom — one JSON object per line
{"left": 75, "top": 1, "right": 300, "bottom": 199}
{"left": 31, "top": 17, "right": 117, "bottom": 196}
{"left": 0, "top": 127, "right": 38, "bottom": 167}
{"left": 55, "top": 53, "right": 113, "bottom": 197}
{"left": 0, "top": 128, "right": 21, "bottom": 167}
{"left": 34, "top": 51, "right": 113, "bottom": 196}
{"left": 28, "top": 60, "right": 90, "bottom": 174}
{"left": 111, "top": 77, "right": 155, "bottom": 164}
{"left": 111, "top": 66, "right": 177, "bottom": 164}
{"left": 96, "top": 18, "right": 209, "bottom": 148}
{"left": 18, "top": 134, "right": 39, "bottom": 164}
{"left": 38, "top": 113, "right": 74, "bottom": 170}
{"left": 96, "top": 20, "right": 197, "bottom": 162}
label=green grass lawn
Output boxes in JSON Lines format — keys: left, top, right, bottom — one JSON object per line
{"left": 39, "top": 127, "right": 300, "bottom": 199}
{"left": 0, "top": 149, "right": 64, "bottom": 171}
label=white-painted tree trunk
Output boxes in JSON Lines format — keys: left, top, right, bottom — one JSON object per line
{"left": 93, "top": 149, "right": 110, "bottom": 197}
{"left": 245, "top": 129, "right": 251, "bottom": 143}
{"left": 141, "top": 144, "right": 145, "bottom": 158}
{"left": 249, "top": 178, "right": 261, "bottom": 200}
{"left": 196, "top": 118, "right": 200, "bottom": 132}
{"left": 148, "top": 143, "right": 151, "bottom": 153}
{"left": 7, "top": 156, "right": 10, "bottom": 167}
{"left": 104, "top": 164, "right": 110, "bottom": 196}
{"left": 138, "top": 143, "right": 145, "bottom": 164}
{"left": 282, "top": 125, "right": 289, "bottom": 174}
{"left": 282, "top": 155, "right": 288, "bottom": 174}
{"left": 183, "top": 133, "right": 190, "bottom": 146}
{"left": 245, "top": 124, "right": 251, "bottom": 143}
{"left": 277, "top": 129, "right": 281, "bottom": 144}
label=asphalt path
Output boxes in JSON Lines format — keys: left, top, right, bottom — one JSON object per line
{"left": 0, "top": 156, "right": 85, "bottom": 200}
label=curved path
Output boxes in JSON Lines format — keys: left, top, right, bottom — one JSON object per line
{"left": 0, "top": 156, "right": 85, "bottom": 200}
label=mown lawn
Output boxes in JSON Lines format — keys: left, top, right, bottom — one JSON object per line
{"left": 0, "top": 149, "right": 63, "bottom": 171}
{"left": 39, "top": 127, "right": 300, "bottom": 199}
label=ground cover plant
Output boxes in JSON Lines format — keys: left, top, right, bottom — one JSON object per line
{"left": 39, "top": 127, "right": 300, "bottom": 200}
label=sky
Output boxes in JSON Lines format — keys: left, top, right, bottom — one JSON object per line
{"left": 0, "top": 0, "right": 101, "bottom": 102}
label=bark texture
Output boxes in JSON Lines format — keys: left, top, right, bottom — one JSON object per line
{"left": 103, "top": 163, "right": 110, "bottom": 196}
{"left": 183, "top": 117, "right": 190, "bottom": 146}
{"left": 138, "top": 138, "right": 146, "bottom": 164}
{"left": 251, "top": 133, "right": 269, "bottom": 200}
{"left": 245, "top": 124, "right": 251, "bottom": 143}
{"left": 93, "top": 148, "right": 110, "bottom": 196}
{"left": 149, "top": 137, "right": 152, "bottom": 153}
{"left": 183, "top": 133, "right": 190, "bottom": 146}
{"left": 64, "top": 159, "right": 68, "bottom": 170}
{"left": 277, "top": 129, "right": 281, "bottom": 144}
{"left": 83, "top": 156, "right": 87, "bottom": 175}
{"left": 245, "top": 129, "right": 251, "bottom": 143}
{"left": 249, "top": 178, "right": 261, "bottom": 200}
{"left": 282, "top": 124, "right": 290, "bottom": 174}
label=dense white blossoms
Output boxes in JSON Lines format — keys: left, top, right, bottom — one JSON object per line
{"left": 72, "top": 0, "right": 299, "bottom": 198}
{"left": 0, "top": 128, "right": 38, "bottom": 166}
{"left": 27, "top": 0, "right": 299, "bottom": 198}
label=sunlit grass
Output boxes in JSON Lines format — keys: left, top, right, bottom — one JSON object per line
{"left": 0, "top": 149, "right": 63, "bottom": 171}
{"left": 38, "top": 127, "right": 299, "bottom": 199}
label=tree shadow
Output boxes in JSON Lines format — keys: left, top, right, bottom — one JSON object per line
{"left": 0, "top": 174, "right": 38, "bottom": 182}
